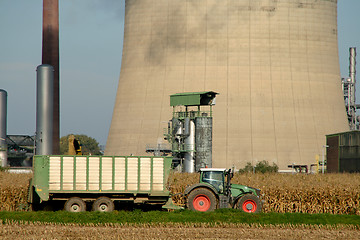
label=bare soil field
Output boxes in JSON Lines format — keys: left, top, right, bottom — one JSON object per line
{"left": 1, "top": 221, "right": 360, "bottom": 240}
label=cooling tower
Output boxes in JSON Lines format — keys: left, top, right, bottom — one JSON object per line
{"left": 106, "top": 0, "right": 349, "bottom": 170}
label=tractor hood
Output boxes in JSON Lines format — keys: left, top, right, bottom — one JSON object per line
{"left": 230, "top": 184, "right": 261, "bottom": 197}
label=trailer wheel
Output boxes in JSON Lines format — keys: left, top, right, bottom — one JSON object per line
{"left": 236, "top": 194, "right": 261, "bottom": 213}
{"left": 187, "top": 188, "right": 217, "bottom": 212}
{"left": 64, "top": 197, "right": 86, "bottom": 212}
{"left": 92, "top": 197, "right": 114, "bottom": 212}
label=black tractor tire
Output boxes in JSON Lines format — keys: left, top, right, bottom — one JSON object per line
{"left": 187, "top": 188, "right": 217, "bottom": 212}
{"left": 236, "top": 194, "right": 262, "bottom": 213}
{"left": 64, "top": 197, "right": 86, "bottom": 212}
{"left": 92, "top": 197, "right": 115, "bottom": 212}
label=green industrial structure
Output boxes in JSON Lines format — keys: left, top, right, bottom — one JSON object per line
{"left": 165, "top": 91, "right": 217, "bottom": 172}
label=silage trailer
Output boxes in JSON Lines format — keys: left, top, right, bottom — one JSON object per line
{"left": 28, "top": 155, "right": 177, "bottom": 212}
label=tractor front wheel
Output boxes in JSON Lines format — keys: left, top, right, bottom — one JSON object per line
{"left": 236, "top": 194, "right": 262, "bottom": 213}
{"left": 187, "top": 188, "right": 217, "bottom": 212}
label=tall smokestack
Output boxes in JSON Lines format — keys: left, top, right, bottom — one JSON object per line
{"left": 42, "top": 0, "right": 59, "bottom": 154}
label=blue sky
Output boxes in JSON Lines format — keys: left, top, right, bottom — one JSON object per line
{"left": 0, "top": 0, "right": 359, "bottom": 146}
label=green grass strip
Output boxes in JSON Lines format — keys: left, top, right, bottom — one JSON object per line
{"left": 0, "top": 209, "right": 359, "bottom": 226}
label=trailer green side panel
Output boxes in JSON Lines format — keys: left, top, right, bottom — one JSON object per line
{"left": 32, "top": 155, "right": 173, "bottom": 202}
{"left": 32, "top": 155, "right": 51, "bottom": 201}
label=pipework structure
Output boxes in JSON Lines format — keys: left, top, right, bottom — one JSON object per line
{"left": 342, "top": 47, "right": 358, "bottom": 130}
{"left": 106, "top": 0, "right": 349, "bottom": 170}
{"left": 0, "top": 89, "right": 7, "bottom": 167}
{"left": 164, "top": 92, "right": 217, "bottom": 172}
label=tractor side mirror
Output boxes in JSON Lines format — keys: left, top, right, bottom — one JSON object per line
{"left": 226, "top": 169, "right": 234, "bottom": 179}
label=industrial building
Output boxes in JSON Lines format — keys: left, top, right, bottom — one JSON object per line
{"left": 106, "top": 0, "right": 349, "bottom": 170}
{"left": 327, "top": 131, "right": 360, "bottom": 173}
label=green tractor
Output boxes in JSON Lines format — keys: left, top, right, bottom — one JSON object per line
{"left": 185, "top": 168, "right": 263, "bottom": 213}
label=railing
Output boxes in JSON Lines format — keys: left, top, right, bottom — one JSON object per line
{"left": 171, "top": 142, "right": 195, "bottom": 153}
{"left": 173, "top": 110, "right": 212, "bottom": 119}
{"left": 145, "top": 144, "right": 172, "bottom": 152}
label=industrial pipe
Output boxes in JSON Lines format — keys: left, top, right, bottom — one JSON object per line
{"left": 0, "top": 89, "right": 7, "bottom": 167}
{"left": 184, "top": 119, "right": 195, "bottom": 173}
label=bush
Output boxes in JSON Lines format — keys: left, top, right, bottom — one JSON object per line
{"left": 238, "top": 160, "right": 278, "bottom": 174}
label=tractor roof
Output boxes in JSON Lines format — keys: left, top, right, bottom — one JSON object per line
{"left": 200, "top": 168, "right": 226, "bottom": 172}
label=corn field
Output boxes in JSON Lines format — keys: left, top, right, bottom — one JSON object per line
{"left": 168, "top": 172, "right": 360, "bottom": 215}
{"left": 0, "top": 172, "right": 31, "bottom": 211}
{"left": 1, "top": 172, "right": 360, "bottom": 215}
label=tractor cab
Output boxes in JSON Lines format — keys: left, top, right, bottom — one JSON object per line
{"left": 200, "top": 168, "right": 233, "bottom": 194}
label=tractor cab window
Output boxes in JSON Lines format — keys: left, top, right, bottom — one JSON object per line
{"left": 201, "top": 171, "right": 224, "bottom": 193}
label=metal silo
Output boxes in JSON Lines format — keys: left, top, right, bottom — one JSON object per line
{"left": 106, "top": 0, "right": 349, "bottom": 170}
{"left": 36, "top": 64, "right": 54, "bottom": 156}
{"left": 195, "top": 117, "right": 213, "bottom": 170}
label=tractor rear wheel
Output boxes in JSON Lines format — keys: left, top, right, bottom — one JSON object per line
{"left": 64, "top": 197, "right": 86, "bottom": 212}
{"left": 236, "top": 194, "right": 261, "bottom": 213}
{"left": 187, "top": 188, "right": 217, "bottom": 212}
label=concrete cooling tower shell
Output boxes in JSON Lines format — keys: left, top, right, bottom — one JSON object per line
{"left": 106, "top": 0, "right": 349, "bottom": 170}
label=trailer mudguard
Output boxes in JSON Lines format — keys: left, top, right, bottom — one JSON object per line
{"left": 27, "top": 178, "right": 34, "bottom": 203}
{"left": 231, "top": 185, "right": 262, "bottom": 207}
